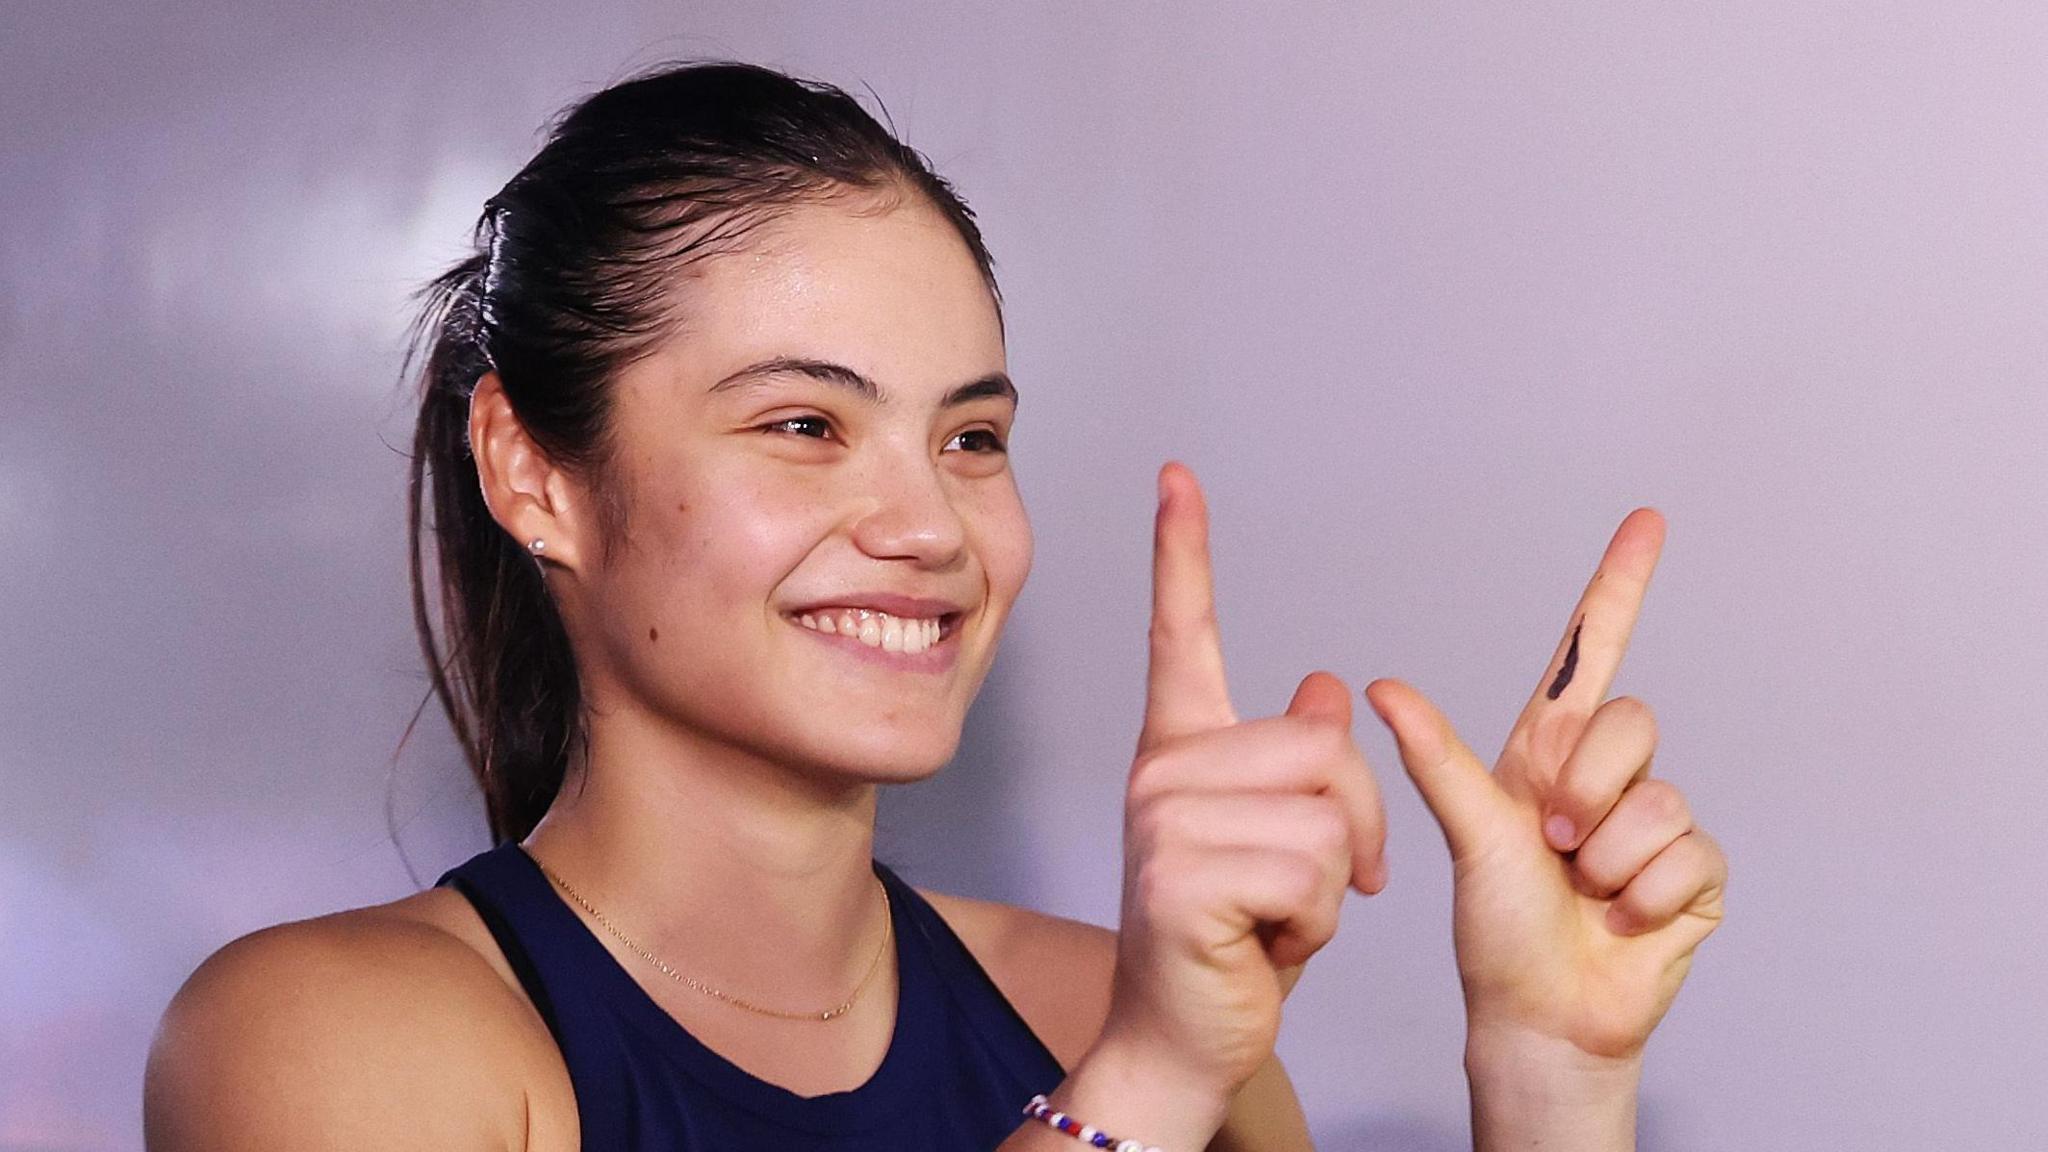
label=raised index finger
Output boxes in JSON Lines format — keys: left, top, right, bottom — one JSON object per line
{"left": 1139, "top": 462, "right": 1237, "bottom": 752}
{"left": 1500, "top": 507, "right": 1666, "bottom": 793}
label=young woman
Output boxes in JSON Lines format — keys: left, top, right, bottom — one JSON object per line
{"left": 144, "top": 61, "right": 1725, "bottom": 1151}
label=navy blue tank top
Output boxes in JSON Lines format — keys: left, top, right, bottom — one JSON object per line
{"left": 435, "top": 843, "right": 1066, "bottom": 1149}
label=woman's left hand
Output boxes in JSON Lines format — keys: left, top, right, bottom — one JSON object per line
{"left": 1363, "top": 509, "right": 1727, "bottom": 1099}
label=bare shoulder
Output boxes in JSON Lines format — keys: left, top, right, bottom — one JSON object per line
{"left": 917, "top": 887, "right": 1118, "bottom": 1069}
{"left": 144, "top": 889, "right": 574, "bottom": 1152}
{"left": 920, "top": 889, "right": 1313, "bottom": 1152}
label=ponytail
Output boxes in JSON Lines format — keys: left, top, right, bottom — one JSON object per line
{"left": 405, "top": 254, "right": 582, "bottom": 844}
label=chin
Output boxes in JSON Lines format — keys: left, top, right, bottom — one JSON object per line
{"left": 827, "top": 729, "right": 962, "bottom": 783}
{"left": 780, "top": 722, "right": 962, "bottom": 787}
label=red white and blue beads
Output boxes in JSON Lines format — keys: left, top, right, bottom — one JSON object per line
{"left": 1021, "top": 1093, "right": 1164, "bottom": 1152}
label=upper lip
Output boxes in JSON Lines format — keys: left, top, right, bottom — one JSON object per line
{"left": 782, "top": 592, "right": 969, "bottom": 620}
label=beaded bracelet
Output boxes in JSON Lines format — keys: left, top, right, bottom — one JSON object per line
{"left": 1021, "top": 1093, "right": 1164, "bottom": 1152}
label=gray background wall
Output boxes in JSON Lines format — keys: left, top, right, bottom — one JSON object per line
{"left": 3, "top": 2, "right": 2043, "bottom": 1149}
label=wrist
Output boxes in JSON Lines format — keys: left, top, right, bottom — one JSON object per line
{"left": 1464, "top": 1024, "right": 1643, "bottom": 1152}
{"left": 1045, "top": 1035, "right": 1233, "bottom": 1152}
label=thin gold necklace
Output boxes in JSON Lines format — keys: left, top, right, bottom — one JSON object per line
{"left": 532, "top": 856, "right": 893, "bottom": 1023}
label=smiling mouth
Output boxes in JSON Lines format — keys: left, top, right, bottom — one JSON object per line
{"left": 786, "top": 608, "right": 957, "bottom": 655}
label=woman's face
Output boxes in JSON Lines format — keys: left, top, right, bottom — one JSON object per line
{"left": 562, "top": 194, "right": 1030, "bottom": 786}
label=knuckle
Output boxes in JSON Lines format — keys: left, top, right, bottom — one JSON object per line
{"left": 1576, "top": 851, "right": 1626, "bottom": 897}
{"left": 1125, "top": 773, "right": 1158, "bottom": 809}
{"left": 1308, "top": 720, "right": 1352, "bottom": 763}
{"left": 1157, "top": 791, "right": 1207, "bottom": 834}
{"left": 1265, "top": 713, "right": 1309, "bottom": 745}
{"left": 1293, "top": 914, "right": 1338, "bottom": 958}
{"left": 1149, "top": 611, "right": 1218, "bottom": 649}
{"left": 1278, "top": 716, "right": 1349, "bottom": 771}
{"left": 1524, "top": 707, "right": 1587, "bottom": 772}
{"left": 1279, "top": 852, "right": 1323, "bottom": 905}
{"left": 1300, "top": 802, "right": 1350, "bottom": 859}
{"left": 1701, "top": 834, "right": 1732, "bottom": 884}
{"left": 1683, "top": 830, "right": 1731, "bottom": 890}
{"left": 1634, "top": 778, "right": 1691, "bottom": 826}
{"left": 1611, "top": 695, "right": 1659, "bottom": 743}
{"left": 1146, "top": 622, "right": 1173, "bottom": 654}
{"left": 1606, "top": 694, "right": 1654, "bottom": 725}
{"left": 1558, "top": 771, "right": 1603, "bottom": 818}
{"left": 1129, "top": 792, "right": 1188, "bottom": 845}
{"left": 1126, "top": 748, "right": 1176, "bottom": 801}
{"left": 1132, "top": 853, "right": 1186, "bottom": 915}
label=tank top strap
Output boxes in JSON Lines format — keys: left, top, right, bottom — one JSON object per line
{"left": 435, "top": 841, "right": 645, "bottom": 1130}
{"left": 436, "top": 842, "right": 1065, "bottom": 1148}
{"left": 437, "top": 844, "right": 566, "bottom": 1045}
{"left": 872, "top": 860, "right": 1066, "bottom": 1087}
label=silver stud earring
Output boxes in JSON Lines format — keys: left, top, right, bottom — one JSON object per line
{"left": 527, "top": 538, "right": 546, "bottom": 555}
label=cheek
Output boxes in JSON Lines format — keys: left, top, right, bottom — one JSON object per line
{"left": 970, "top": 487, "right": 1034, "bottom": 603}
{"left": 633, "top": 468, "right": 836, "bottom": 628}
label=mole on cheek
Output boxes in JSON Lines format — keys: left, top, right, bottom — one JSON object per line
{"left": 648, "top": 626, "right": 660, "bottom": 643}
{"left": 676, "top": 501, "right": 689, "bottom": 515}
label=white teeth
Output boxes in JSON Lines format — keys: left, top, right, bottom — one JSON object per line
{"left": 793, "top": 609, "right": 947, "bottom": 654}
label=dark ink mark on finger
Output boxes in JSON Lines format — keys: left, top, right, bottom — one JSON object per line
{"left": 1546, "top": 616, "right": 1585, "bottom": 700}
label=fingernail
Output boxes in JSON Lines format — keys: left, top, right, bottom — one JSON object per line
{"left": 1544, "top": 814, "right": 1576, "bottom": 851}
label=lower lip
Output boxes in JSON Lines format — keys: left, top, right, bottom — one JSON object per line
{"left": 786, "top": 617, "right": 959, "bottom": 673}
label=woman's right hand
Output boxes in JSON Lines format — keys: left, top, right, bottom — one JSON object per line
{"left": 1039, "top": 463, "right": 1387, "bottom": 1150}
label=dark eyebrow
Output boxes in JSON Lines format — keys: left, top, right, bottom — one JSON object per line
{"left": 709, "top": 357, "right": 1017, "bottom": 409}
{"left": 710, "top": 357, "right": 880, "bottom": 401}
{"left": 942, "top": 373, "right": 1019, "bottom": 408}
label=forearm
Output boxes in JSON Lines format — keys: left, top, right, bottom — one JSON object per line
{"left": 1465, "top": 1028, "right": 1642, "bottom": 1152}
{"left": 1209, "top": 1055, "right": 1315, "bottom": 1152}
{"left": 996, "top": 1041, "right": 1232, "bottom": 1152}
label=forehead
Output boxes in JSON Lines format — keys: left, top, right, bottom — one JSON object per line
{"left": 654, "top": 195, "right": 1005, "bottom": 402}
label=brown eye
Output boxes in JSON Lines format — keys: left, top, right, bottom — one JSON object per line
{"left": 945, "top": 428, "right": 1007, "bottom": 454}
{"left": 764, "top": 416, "right": 834, "bottom": 439}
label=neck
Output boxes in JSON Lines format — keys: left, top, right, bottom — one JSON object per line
{"left": 521, "top": 702, "right": 889, "bottom": 1008}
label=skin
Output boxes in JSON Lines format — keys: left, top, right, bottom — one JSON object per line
{"left": 1024, "top": 474, "right": 1727, "bottom": 1152}
{"left": 1366, "top": 508, "right": 1730, "bottom": 1149}
{"left": 144, "top": 187, "right": 1727, "bottom": 1152}
{"left": 1013, "top": 466, "right": 1385, "bottom": 1152}
{"left": 143, "top": 193, "right": 1318, "bottom": 1151}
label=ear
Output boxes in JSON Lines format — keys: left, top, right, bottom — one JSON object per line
{"left": 469, "top": 371, "right": 588, "bottom": 573}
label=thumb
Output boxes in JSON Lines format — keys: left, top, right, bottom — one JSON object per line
{"left": 1289, "top": 670, "right": 1388, "bottom": 894}
{"left": 1285, "top": 670, "right": 1353, "bottom": 727}
{"left": 1363, "top": 678, "right": 1511, "bottom": 862}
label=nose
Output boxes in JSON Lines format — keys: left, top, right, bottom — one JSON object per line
{"left": 848, "top": 455, "right": 968, "bottom": 569}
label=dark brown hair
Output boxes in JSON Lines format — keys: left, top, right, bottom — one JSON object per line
{"left": 405, "top": 61, "right": 998, "bottom": 844}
